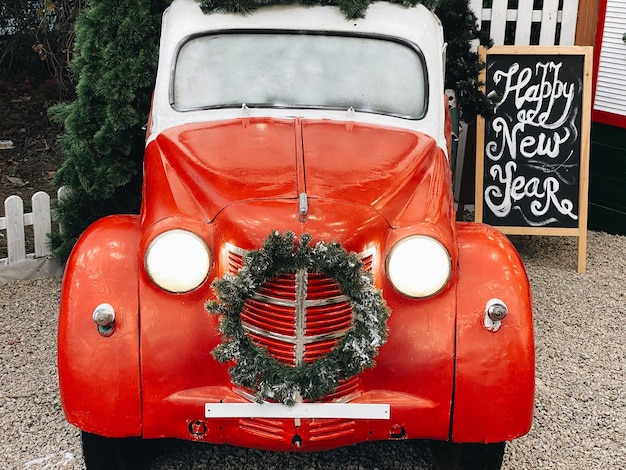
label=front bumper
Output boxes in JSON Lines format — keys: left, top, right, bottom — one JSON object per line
{"left": 142, "top": 386, "right": 447, "bottom": 451}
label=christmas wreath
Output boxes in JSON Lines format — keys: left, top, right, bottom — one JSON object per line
{"left": 207, "top": 231, "right": 390, "bottom": 406}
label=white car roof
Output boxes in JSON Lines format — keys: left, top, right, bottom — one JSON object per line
{"left": 150, "top": 0, "right": 447, "bottom": 153}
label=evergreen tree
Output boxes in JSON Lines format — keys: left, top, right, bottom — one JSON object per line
{"left": 49, "top": 0, "right": 171, "bottom": 260}
{"left": 51, "top": 0, "right": 487, "bottom": 260}
{"left": 435, "top": 0, "right": 493, "bottom": 121}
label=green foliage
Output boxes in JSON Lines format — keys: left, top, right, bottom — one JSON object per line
{"left": 435, "top": 0, "right": 493, "bottom": 121}
{"left": 48, "top": 182, "right": 143, "bottom": 259}
{"left": 198, "top": 0, "right": 441, "bottom": 19}
{"left": 49, "top": 0, "right": 171, "bottom": 260}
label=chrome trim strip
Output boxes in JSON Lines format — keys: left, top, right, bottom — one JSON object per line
{"left": 225, "top": 242, "right": 247, "bottom": 259}
{"left": 241, "top": 322, "right": 352, "bottom": 344}
{"left": 294, "top": 269, "right": 307, "bottom": 365}
{"left": 251, "top": 292, "right": 348, "bottom": 307}
{"left": 299, "top": 192, "right": 308, "bottom": 221}
{"left": 241, "top": 323, "right": 296, "bottom": 343}
{"left": 250, "top": 293, "right": 297, "bottom": 308}
{"left": 233, "top": 387, "right": 257, "bottom": 403}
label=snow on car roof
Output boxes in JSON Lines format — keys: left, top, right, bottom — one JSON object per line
{"left": 161, "top": 0, "right": 442, "bottom": 46}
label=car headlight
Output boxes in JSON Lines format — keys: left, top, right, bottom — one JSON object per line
{"left": 387, "top": 235, "right": 451, "bottom": 298}
{"left": 145, "top": 229, "right": 211, "bottom": 293}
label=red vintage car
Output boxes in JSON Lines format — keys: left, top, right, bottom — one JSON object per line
{"left": 58, "top": 0, "right": 534, "bottom": 468}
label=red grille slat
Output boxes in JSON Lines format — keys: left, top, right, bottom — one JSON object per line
{"left": 257, "top": 274, "right": 296, "bottom": 300}
{"left": 242, "top": 300, "right": 296, "bottom": 336}
{"left": 304, "top": 338, "right": 341, "bottom": 362}
{"left": 307, "top": 274, "right": 343, "bottom": 299}
{"left": 306, "top": 304, "right": 353, "bottom": 335}
{"left": 228, "top": 252, "right": 245, "bottom": 272}
{"left": 239, "top": 418, "right": 285, "bottom": 441}
{"left": 246, "top": 332, "right": 295, "bottom": 363}
{"left": 361, "top": 255, "right": 373, "bottom": 271}
{"left": 321, "top": 377, "right": 361, "bottom": 402}
{"left": 309, "top": 418, "right": 356, "bottom": 441}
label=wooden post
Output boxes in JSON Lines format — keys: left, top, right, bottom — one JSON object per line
{"left": 575, "top": 0, "right": 601, "bottom": 46}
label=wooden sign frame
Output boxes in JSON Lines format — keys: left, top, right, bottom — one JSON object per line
{"left": 475, "top": 46, "right": 593, "bottom": 273}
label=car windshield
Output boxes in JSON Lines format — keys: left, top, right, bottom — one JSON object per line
{"left": 172, "top": 32, "right": 427, "bottom": 119}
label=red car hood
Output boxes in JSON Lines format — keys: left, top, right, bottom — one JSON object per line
{"left": 143, "top": 117, "right": 447, "bottom": 227}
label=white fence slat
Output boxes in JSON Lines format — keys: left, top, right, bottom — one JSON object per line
{"left": 514, "top": 0, "right": 535, "bottom": 45}
{"left": 57, "top": 186, "right": 70, "bottom": 200}
{"left": 471, "top": 1, "right": 579, "bottom": 47}
{"left": 560, "top": 0, "right": 580, "bottom": 45}
{"left": 539, "top": 0, "right": 560, "bottom": 45}
{"left": 5, "top": 195, "right": 26, "bottom": 264}
{"left": 490, "top": 2, "right": 509, "bottom": 45}
{"left": 32, "top": 192, "right": 52, "bottom": 258}
{"left": 57, "top": 186, "right": 70, "bottom": 234}
{"left": 470, "top": 0, "right": 484, "bottom": 29}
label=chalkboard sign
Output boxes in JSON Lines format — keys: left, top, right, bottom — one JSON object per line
{"left": 475, "top": 46, "right": 593, "bottom": 272}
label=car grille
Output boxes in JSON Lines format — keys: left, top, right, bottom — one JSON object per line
{"left": 227, "top": 246, "right": 373, "bottom": 401}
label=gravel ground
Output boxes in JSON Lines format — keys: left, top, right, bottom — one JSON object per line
{"left": 1, "top": 231, "right": 625, "bottom": 469}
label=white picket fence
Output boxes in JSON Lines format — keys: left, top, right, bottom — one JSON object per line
{"left": 0, "top": 188, "right": 66, "bottom": 283}
{"left": 1, "top": 192, "right": 51, "bottom": 265}
{"left": 470, "top": 0, "right": 580, "bottom": 46}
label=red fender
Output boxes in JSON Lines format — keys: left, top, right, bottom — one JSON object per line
{"left": 57, "top": 215, "right": 142, "bottom": 437}
{"left": 452, "top": 222, "right": 534, "bottom": 443}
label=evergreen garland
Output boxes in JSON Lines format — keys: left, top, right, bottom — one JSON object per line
{"left": 207, "top": 231, "right": 390, "bottom": 406}
{"left": 198, "top": 0, "right": 441, "bottom": 19}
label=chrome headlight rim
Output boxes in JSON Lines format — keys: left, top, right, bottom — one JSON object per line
{"left": 386, "top": 234, "right": 452, "bottom": 299}
{"left": 145, "top": 229, "right": 211, "bottom": 293}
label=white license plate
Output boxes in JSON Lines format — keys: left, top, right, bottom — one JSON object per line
{"left": 204, "top": 402, "right": 390, "bottom": 419}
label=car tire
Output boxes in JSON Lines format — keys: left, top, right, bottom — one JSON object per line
{"left": 429, "top": 441, "right": 506, "bottom": 470}
{"left": 81, "top": 431, "right": 155, "bottom": 470}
